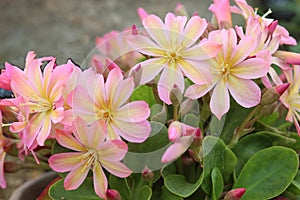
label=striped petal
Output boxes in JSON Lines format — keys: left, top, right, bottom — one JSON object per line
{"left": 185, "top": 83, "right": 214, "bottom": 99}
{"left": 112, "top": 77, "right": 134, "bottom": 107}
{"left": 98, "top": 140, "right": 128, "bottom": 161}
{"left": 182, "top": 16, "right": 207, "bottom": 48}
{"left": 143, "top": 14, "right": 168, "bottom": 48}
{"left": 230, "top": 36, "right": 255, "bottom": 66}
{"left": 49, "top": 152, "right": 84, "bottom": 172}
{"left": 126, "top": 35, "right": 165, "bottom": 56}
{"left": 93, "top": 163, "right": 107, "bottom": 199}
{"left": 56, "top": 129, "right": 85, "bottom": 152}
{"left": 101, "top": 160, "right": 132, "bottom": 178}
{"left": 115, "top": 101, "right": 150, "bottom": 122}
{"left": 181, "top": 40, "right": 222, "bottom": 60}
{"left": 64, "top": 162, "right": 90, "bottom": 190}
{"left": 232, "top": 58, "right": 269, "bottom": 79}
{"left": 227, "top": 76, "right": 261, "bottom": 108}
{"left": 139, "top": 58, "right": 166, "bottom": 84}
{"left": 0, "top": 150, "right": 6, "bottom": 189}
{"left": 210, "top": 80, "right": 230, "bottom": 120}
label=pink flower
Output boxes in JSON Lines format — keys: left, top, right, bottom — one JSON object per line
{"left": 280, "top": 66, "right": 300, "bottom": 135}
{"left": 186, "top": 29, "right": 270, "bottom": 119}
{"left": 127, "top": 12, "right": 221, "bottom": 104}
{"left": 209, "top": 0, "right": 232, "bottom": 28}
{"left": 72, "top": 68, "right": 151, "bottom": 143}
{"left": 49, "top": 117, "right": 131, "bottom": 199}
{"left": 10, "top": 52, "right": 73, "bottom": 147}
{"left": 161, "top": 121, "right": 201, "bottom": 163}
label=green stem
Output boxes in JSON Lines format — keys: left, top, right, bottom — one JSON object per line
{"left": 173, "top": 104, "right": 179, "bottom": 121}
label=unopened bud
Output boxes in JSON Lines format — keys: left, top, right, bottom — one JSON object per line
{"left": 131, "top": 24, "right": 138, "bottom": 35}
{"left": 261, "top": 83, "right": 290, "bottom": 105}
{"left": 267, "top": 20, "right": 278, "bottom": 34}
{"left": 106, "top": 189, "right": 121, "bottom": 200}
{"left": 224, "top": 188, "right": 246, "bottom": 200}
{"left": 170, "top": 84, "right": 182, "bottom": 107}
{"left": 175, "top": 2, "right": 189, "bottom": 17}
{"left": 192, "top": 128, "right": 202, "bottom": 146}
{"left": 275, "top": 51, "right": 300, "bottom": 65}
{"left": 168, "top": 122, "right": 182, "bottom": 142}
{"left": 131, "top": 64, "right": 142, "bottom": 87}
{"left": 142, "top": 167, "right": 154, "bottom": 181}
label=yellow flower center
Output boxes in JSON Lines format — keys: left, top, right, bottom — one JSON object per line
{"left": 81, "top": 149, "right": 99, "bottom": 172}
{"left": 25, "top": 96, "right": 55, "bottom": 113}
{"left": 217, "top": 62, "right": 231, "bottom": 81}
{"left": 97, "top": 109, "right": 113, "bottom": 123}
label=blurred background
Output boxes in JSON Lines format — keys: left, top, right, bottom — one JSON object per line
{"left": 0, "top": 0, "right": 299, "bottom": 199}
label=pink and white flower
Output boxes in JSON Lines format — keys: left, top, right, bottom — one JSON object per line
{"left": 49, "top": 117, "right": 131, "bottom": 199}
{"left": 127, "top": 12, "right": 221, "bottom": 104}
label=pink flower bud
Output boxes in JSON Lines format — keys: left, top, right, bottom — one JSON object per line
{"left": 170, "top": 84, "right": 183, "bottom": 106}
{"left": 275, "top": 83, "right": 290, "bottom": 96}
{"left": 168, "top": 125, "right": 181, "bottom": 142}
{"left": 142, "top": 167, "right": 154, "bottom": 181}
{"left": 106, "top": 189, "right": 121, "bottom": 200}
{"left": 267, "top": 20, "right": 278, "bottom": 34}
{"left": 224, "top": 188, "right": 246, "bottom": 200}
{"left": 275, "top": 50, "right": 300, "bottom": 65}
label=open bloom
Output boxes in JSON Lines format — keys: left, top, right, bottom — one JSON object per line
{"left": 186, "top": 29, "right": 270, "bottom": 119}
{"left": 10, "top": 52, "right": 73, "bottom": 147}
{"left": 73, "top": 68, "right": 151, "bottom": 142}
{"left": 127, "top": 12, "right": 221, "bottom": 104}
{"left": 280, "top": 66, "right": 300, "bottom": 135}
{"left": 161, "top": 121, "right": 201, "bottom": 163}
{"left": 49, "top": 118, "right": 131, "bottom": 199}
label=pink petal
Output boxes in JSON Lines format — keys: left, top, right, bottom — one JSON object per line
{"left": 10, "top": 122, "right": 27, "bottom": 133}
{"left": 126, "top": 35, "right": 165, "bottom": 56}
{"left": 112, "top": 77, "right": 134, "bottom": 107}
{"left": 227, "top": 76, "right": 261, "bottom": 108}
{"left": 138, "top": 58, "right": 166, "bottom": 84}
{"left": 106, "top": 69, "right": 123, "bottom": 103}
{"left": 64, "top": 163, "right": 90, "bottom": 190}
{"left": 209, "top": 0, "right": 232, "bottom": 28}
{"left": 72, "top": 117, "right": 90, "bottom": 147}
{"left": 11, "top": 70, "right": 37, "bottom": 98}
{"left": 230, "top": 36, "right": 256, "bottom": 66}
{"left": 0, "top": 150, "right": 7, "bottom": 188}
{"left": 98, "top": 140, "right": 128, "bottom": 161}
{"left": 143, "top": 14, "right": 168, "bottom": 48}
{"left": 101, "top": 160, "right": 132, "bottom": 178}
{"left": 181, "top": 40, "right": 222, "bottom": 60}
{"left": 210, "top": 80, "right": 230, "bottom": 120}
{"left": 220, "top": 29, "right": 237, "bottom": 62}
{"left": 185, "top": 83, "right": 214, "bottom": 99}
{"left": 24, "top": 59, "right": 44, "bottom": 94}
{"left": 36, "top": 112, "right": 52, "bottom": 146}
{"left": 232, "top": 58, "right": 269, "bottom": 79}
{"left": 49, "top": 152, "right": 84, "bottom": 172}
{"left": 161, "top": 136, "right": 193, "bottom": 163}
{"left": 112, "top": 120, "right": 151, "bottom": 143}
{"left": 56, "top": 129, "right": 85, "bottom": 151}
{"left": 182, "top": 15, "right": 207, "bottom": 47}
{"left": 115, "top": 101, "right": 150, "bottom": 122}
{"left": 177, "top": 59, "right": 211, "bottom": 85}
{"left": 158, "top": 65, "right": 184, "bottom": 105}
{"left": 93, "top": 163, "right": 107, "bottom": 199}
{"left": 165, "top": 13, "right": 187, "bottom": 32}
{"left": 51, "top": 107, "right": 64, "bottom": 124}
{"left": 87, "top": 120, "right": 106, "bottom": 149}
{"left": 23, "top": 112, "right": 45, "bottom": 147}
{"left": 72, "top": 86, "right": 98, "bottom": 123}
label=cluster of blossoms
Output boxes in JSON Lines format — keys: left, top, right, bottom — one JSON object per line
{"left": 0, "top": 0, "right": 300, "bottom": 199}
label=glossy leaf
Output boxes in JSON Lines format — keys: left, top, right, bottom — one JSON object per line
{"left": 135, "top": 185, "right": 152, "bottom": 200}
{"left": 211, "top": 167, "right": 224, "bottom": 200}
{"left": 202, "top": 136, "right": 237, "bottom": 194}
{"left": 131, "top": 84, "right": 156, "bottom": 108}
{"left": 164, "top": 173, "right": 203, "bottom": 198}
{"left": 49, "top": 178, "right": 102, "bottom": 200}
{"left": 235, "top": 146, "right": 299, "bottom": 200}
{"left": 160, "top": 186, "right": 183, "bottom": 200}
{"left": 109, "top": 175, "right": 131, "bottom": 200}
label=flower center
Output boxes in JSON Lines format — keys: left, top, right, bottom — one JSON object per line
{"left": 97, "top": 109, "right": 113, "bottom": 123}
{"left": 166, "top": 50, "right": 181, "bottom": 63}
{"left": 81, "top": 149, "right": 98, "bottom": 171}
{"left": 217, "top": 62, "right": 231, "bottom": 81}
{"left": 25, "top": 96, "right": 55, "bottom": 113}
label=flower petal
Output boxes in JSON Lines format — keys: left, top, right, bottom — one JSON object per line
{"left": 115, "top": 101, "right": 150, "bottom": 122}
{"left": 210, "top": 80, "right": 230, "bottom": 120}
{"left": 126, "top": 35, "right": 165, "bottom": 56}
{"left": 227, "top": 76, "right": 261, "bottom": 108}
{"left": 182, "top": 15, "right": 207, "bottom": 47}
{"left": 112, "top": 77, "right": 134, "bottom": 107}
{"left": 158, "top": 64, "right": 184, "bottom": 105}
{"left": 231, "top": 58, "right": 269, "bottom": 79}
{"left": 181, "top": 40, "right": 222, "bottom": 60}
{"left": 161, "top": 136, "right": 193, "bottom": 163}
{"left": 51, "top": 107, "right": 64, "bottom": 124}
{"left": 64, "top": 162, "right": 90, "bottom": 190}
{"left": 112, "top": 120, "right": 151, "bottom": 143}
{"left": 98, "top": 140, "right": 128, "bottom": 161}
{"left": 0, "top": 150, "right": 6, "bottom": 188}
{"left": 143, "top": 14, "right": 168, "bottom": 48}
{"left": 138, "top": 58, "right": 166, "bottom": 85}
{"left": 93, "top": 163, "right": 107, "bottom": 199}
{"left": 101, "top": 160, "right": 132, "bottom": 178}
{"left": 56, "top": 129, "right": 85, "bottom": 151}
{"left": 185, "top": 83, "right": 213, "bottom": 99}
{"left": 49, "top": 152, "right": 84, "bottom": 172}
{"left": 230, "top": 36, "right": 255, "bottom": 66}
{"left": 36, "top": 112, "right": 52, "bottom": 146}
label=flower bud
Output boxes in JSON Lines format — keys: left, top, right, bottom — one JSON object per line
{"left": 224, "top": 188, "right": 246, "bottom": 200}
{"left": 142, "top": 166, "right": 154, "bottom": 181}
{"left": 131, "top": 64, "right": 142, "bottom": 87}
{"left": 170, "top": 84, "right": 182, "bottom": 107}
{"left": 267, "top": 20, "right": 278, "bottom": 34}
{"left": 175, "top": 2, "right": 189, "bottom": 17}
{"left": 168, "top": 122, "right": 182, "bottom": 142}
{"left": 261, "top": 83, "right": 290, "bottom": 105}
{"left": 106, "top": 189, "right": 121, "bottom": 200}
{"left": 275, "top": 50, "right": 300, "bottom": 65}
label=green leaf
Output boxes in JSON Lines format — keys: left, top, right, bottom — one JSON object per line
{"left": 150, "top": 104, "right": 167, "bottom": 123}
{"left": 235, "top": 146, "right": 299, "bottom": 200}
{"left": 160, "top": 186, "right": 183, "bottom": 200}
{"left": 255, "top": 131, "right": 296, "bottom": 147}
{"left": 161, "top": 162, "right": 177, "bottom": 178}
{"left": 182, "top": 113, "right": 200, "bottom": 128}
{"left": 288, "top": 170, "right": 300, "bottom": 195}
{"left": 211, "top": 167, "right": 224, "bottom": 200}
{"left": 164, "top": 173, "right": 203, "bottom": 198}
{"left": 131, "top": 85, "right": 156, "bottom": 107}
{"left": 49, "top": 178, "right": 102, "bottom": 200}
{"left": 109, "top": 175, "right": 131, "bottom": 200}
{"left": 135, "top": 185, "right": 152, "bottom": 200}
{"left": 202, "top": 136, "right": 237, "bottom": 194}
